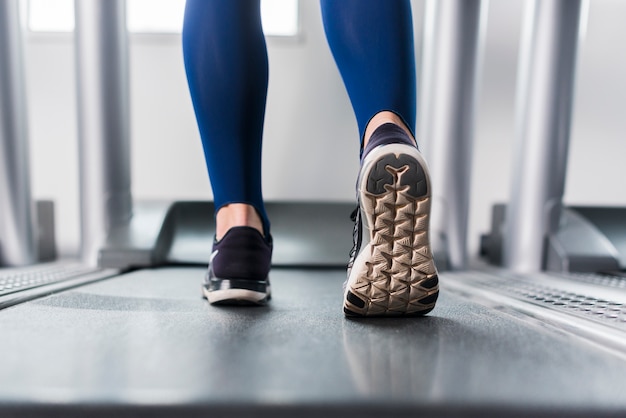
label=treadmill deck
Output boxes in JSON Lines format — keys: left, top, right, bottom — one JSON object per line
{"left": 1, "top": 268, "right": 626, "bottom": 417}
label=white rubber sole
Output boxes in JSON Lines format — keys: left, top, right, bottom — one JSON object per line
{"left": 344, "top": 144, "right": 439, "bottom": 317}
{"left": 203, "top": 287, "right": 271, "bottom": 306}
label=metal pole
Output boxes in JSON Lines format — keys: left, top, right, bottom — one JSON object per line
{"left": 503, "top": 0, "right": 582, "bottom": 273}
{"left": 75, "top": 0, "right": 132, "bottom": 266}
{"left": 0, "top": 0, "right": 37, "bottom": 266}
{"left": 419, "top": 0, "right": 486, "bottom": 270}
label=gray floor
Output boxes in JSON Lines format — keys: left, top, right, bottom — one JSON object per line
{"left": 2, "top": 268, "right": 626, "bottom": 417}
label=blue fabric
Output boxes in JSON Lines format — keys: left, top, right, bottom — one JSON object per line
{"left": 321, "top": 0, "right": 417, "bottom": 139}
{"left": 182, "top": 0, "right": 416, "bottom": 235}
{"left": 182, "top": 0, "right": 270, "bottom": 235}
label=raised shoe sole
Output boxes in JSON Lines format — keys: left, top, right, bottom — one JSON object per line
{"left": 344, "top": 143, "right": 439, "bottom": 317}
{"left": 203, "top": 276, "right": 271, "bottom": 306}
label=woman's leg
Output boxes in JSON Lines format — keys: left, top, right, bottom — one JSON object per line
{"left": 183, "top": 0, "right": 269, "bottom": 239}
{"left": 320, "top": 0, "right": 417, "bottom": 148}
{"left": 321, "top": 0, "right": 439, "bottom": 317}
{"left": 183, "top": 0, "right": 272, "bottom": 305}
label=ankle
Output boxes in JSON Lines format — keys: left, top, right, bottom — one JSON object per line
{"left": 216, "top": 203, "right": 264, "bottom": 240}
{"left": 363, "top": 111, "right": 415, "bottom": 149}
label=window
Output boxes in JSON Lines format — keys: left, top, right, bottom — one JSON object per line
{"left": 27, "top": 0, "right": 73, "bottom": 32}
{"left": 26, "top": 0, "right": 299, "bottom": 36}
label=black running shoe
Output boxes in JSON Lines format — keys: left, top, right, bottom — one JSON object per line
{"left": 344, "top": 124, "right": 439, "bottom": 317}
{"left": 204, "top": 226, "right": 272, "bottom": 305}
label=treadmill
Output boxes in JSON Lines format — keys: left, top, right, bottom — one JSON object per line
{"left": 2, "top": 0, "right": 626, "bottom": 417}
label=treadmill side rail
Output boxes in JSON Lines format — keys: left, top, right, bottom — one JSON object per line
{"left": 546, "top": 209, "right": 621, "bottom": 273}
{"left": 98, "top": 201, "right": 174, "bottom": 269}
{"left": 482, "top": 204, "right": 623, "bottom": 273}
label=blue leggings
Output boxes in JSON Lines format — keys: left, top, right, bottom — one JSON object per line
{"left": 182, "top": 0, "right": 416, "bottom": 235}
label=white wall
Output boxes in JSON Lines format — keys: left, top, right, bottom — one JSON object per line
{"left": 23, "top": 0, "right": 626, "bottom": 260}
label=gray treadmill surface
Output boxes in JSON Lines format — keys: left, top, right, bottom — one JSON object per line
{"left": 1, "top": 268, "right": 626, "bottom": 417}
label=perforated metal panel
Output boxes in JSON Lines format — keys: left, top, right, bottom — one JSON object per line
{"left": 555, "top": 272, "right": 626, "bottom": 290}
{"left": 447, "top": 271, "right": 626, "bottom": 331}
{"left": 0, "top": 263, "right": 103, "bottom": 297}
{"left": 487, "top": 278, "right": 626, "bottom": 326}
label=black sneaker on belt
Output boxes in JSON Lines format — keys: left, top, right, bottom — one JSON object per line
{"left": 203, "top": 226, "right": 272, "bottom": 305}
{"left": 344, "top": 123, "right": 439, "bottom": 317}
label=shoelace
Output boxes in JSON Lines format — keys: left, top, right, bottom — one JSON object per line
{"left": 347, "top": 206, "right": 361, "bottom": 275}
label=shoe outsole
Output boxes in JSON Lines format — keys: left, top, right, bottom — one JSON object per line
{"left": 202, "top": 286, "right": 271, "bottom": 306}
{"left": 344, "top": 143, "right": 439, "bottom": 317}
{"left": 203, "top": 275, "right": 271, "bottom": 306}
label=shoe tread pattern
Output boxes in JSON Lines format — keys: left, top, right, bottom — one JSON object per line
{"left": 345, "top": 149, "right": 439, "bottom": 317}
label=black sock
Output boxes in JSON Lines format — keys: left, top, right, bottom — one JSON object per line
{"left": 361, "top": 123, "right": 416, "bottom": 161}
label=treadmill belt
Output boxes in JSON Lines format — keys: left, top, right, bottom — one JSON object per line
{"left": 1, "top": 267, "right": 626, "bottom": 417}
